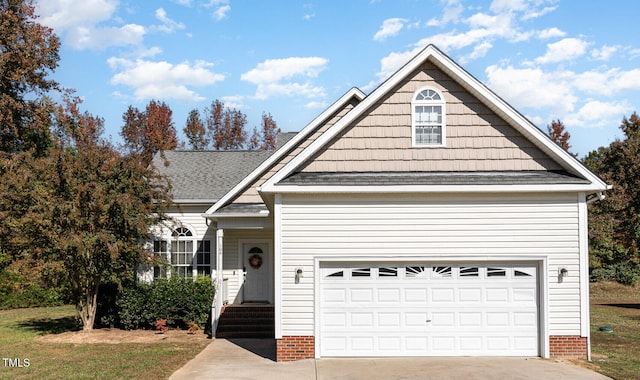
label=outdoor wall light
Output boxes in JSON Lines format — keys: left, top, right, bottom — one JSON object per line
{"left": 295, "top": 268, "right": 303, "bottom": 284}
{"left": 559, "top": 267, "right": 568, "bottom": 277}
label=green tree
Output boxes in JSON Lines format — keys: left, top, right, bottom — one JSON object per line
{"left": 0, "top": 0, "right": 60, "bottom": 154}
{"left": 0, "top": 96, "right": 172, "bottom": 329}
{"left": 584, "top": 112, "right": 640, "bottom": 283}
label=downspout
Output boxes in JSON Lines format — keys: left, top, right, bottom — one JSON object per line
{"left": 583, "top": 191, "right": 604, "bottom": 362}
{"left": 586, "top": 192, "right": 605, "bottom": 204}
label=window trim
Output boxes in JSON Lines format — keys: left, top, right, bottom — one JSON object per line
{"left": 152, "top": 224, "right": 212, "bottom": 280}
{"left": 411, "top": 87, "right": 446, "bottom": 148}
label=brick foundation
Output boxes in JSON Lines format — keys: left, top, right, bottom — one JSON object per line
{"left": 549, "top": 336, "right": 588, "bottom": 359}
{"left": 276, "top": 336, "right": 315, "bottom": 362}
{"left": 276, "top": 335, "right": 588, "bottom": 361}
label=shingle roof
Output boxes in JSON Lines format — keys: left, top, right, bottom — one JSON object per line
{"left": 152, "top": 150, "right": 272, "bottom": 202}
{"left": 213, "top": 203, "right": 269, "bottom": 215}
{"left": 279, "top": 171, "right": 591, "bottom": 186}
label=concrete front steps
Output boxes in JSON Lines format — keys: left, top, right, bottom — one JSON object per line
{"left": 215, "top": 304, "right": 274, "bottom": 339}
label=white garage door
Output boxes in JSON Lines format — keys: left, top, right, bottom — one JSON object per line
{"left": 319, "top": 263, "right": 539, "bottom": 357}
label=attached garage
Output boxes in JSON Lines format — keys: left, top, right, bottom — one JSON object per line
{"left": 319, "top": 262, "right": 540, "bottom": 357}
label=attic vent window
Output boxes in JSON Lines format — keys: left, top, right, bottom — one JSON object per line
{"left": 412, "top": 87, "right": 446, "bottom": 147}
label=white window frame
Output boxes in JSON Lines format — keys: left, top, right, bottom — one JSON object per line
{"left": 152, "top": 225, "right": 212, "bottom": 280}
{"left": 411, "top": 87, "right": 446, "bottom": 147}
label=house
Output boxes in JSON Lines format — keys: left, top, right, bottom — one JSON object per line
{"left": 144, "top": 45, "right": 609, "bottom": 362}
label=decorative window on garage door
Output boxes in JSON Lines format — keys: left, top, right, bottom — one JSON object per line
{"left": 324, "top": 264, "right": 536, "bottom": 280}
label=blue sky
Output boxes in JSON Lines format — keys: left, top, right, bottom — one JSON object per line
{"left": 36, "top": 0, "right": 640, "bottom": 157}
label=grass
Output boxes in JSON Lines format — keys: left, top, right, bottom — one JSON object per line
{"left": 1, "top": 283, "right": 638, "bottom": 379}
{"left": 589, "top": 281, "right": 640, "bottom": 380}
{"left": 0, "top": 305, "right": 209, "bottom": 380}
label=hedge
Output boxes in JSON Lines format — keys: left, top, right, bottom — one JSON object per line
{"left": 96, "top": 276, "right": 215, "bottom": 331}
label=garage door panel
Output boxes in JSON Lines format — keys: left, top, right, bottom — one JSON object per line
{"left": 323, "top": 288, "right": 346, "bottom": 303}
{"left": 459, "top": 312, "right": 482, "bottom": 327}
{"left": 320, "top": 262, "right": 539, "bottom": 357}
{"left": 404, "top": 288, "right": 428, "bottom": 302}
{"left": 378, "top": 288, "right": 402, "bottom": 303}
{"left": 350, "top": 288, "right": 374, "bottom": 303}
{"left": 431, "top": 312, "right": 455, "bottom": 327}
{"left": 351, "top": 312, "right": 374, "bottom": 327}
{"left": 486, "top": 288, "right": 509, "bottom": 302}
{"left": 459, "top": 288, "right": 482, "bottom": 302}
{"left": 378, "top": 312, "right": 401, "bottom": 327}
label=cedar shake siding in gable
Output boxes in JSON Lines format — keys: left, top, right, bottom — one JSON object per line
{"left": 232, "top": 97, "right": 360, "bottom": 204}
{"left": 299, "top": 61, "right": 562, "bottom": 173}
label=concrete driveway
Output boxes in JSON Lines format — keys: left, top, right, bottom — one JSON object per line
{"left": 169, "top": 339, "right": 611, "bottom": 380}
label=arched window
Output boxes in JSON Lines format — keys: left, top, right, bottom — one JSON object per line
{"left": 171, "top": 226, "right": 195, "bottom": 278}
{"left": 412, "top": 87, "right": 446, "bottom": 147}
{"left": 152, "top": 225, "right": 211, "bottom": 279}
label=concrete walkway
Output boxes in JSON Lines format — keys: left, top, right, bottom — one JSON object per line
{"left": 170, "top": 339, "right": 612, "bottom": 380}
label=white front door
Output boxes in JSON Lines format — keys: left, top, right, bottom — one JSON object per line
{"left": 242, "top": 243, "right": 271, "bottom": 302}
{"left": 320, "top": 262, "right": 539, "bottom": 357}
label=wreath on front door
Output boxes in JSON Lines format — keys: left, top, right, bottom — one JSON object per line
{"left": 248, "top": 254, "right": 263, "bottom": 269}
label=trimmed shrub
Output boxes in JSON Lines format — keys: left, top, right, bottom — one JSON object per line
{"left": 590, "top": 262, "right": 640, "bottom": 285}
{"left": 0, "top": 285, "right": 65, "bottom": 310}
{"left": 104, "top": 276, "right": 215, "bottom": 330}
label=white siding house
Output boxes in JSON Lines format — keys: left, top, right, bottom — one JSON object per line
{"left": 152, "top": 45, "right": 608, "bottom": 362}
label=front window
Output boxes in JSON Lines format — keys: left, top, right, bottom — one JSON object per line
{"left": 171, "top": 240, "right": 194, "bottom": 278}
{"left": 153, "top": 240, "right": 167, "bottom": 279}
{"left": 412, "top": 88, "right": 446, "bottom": 147}
{"left": 196, "top": 240, "right": 211, "bottom": 276}
{"left": 152, "top": 226, "right": 211, "bottom": 279}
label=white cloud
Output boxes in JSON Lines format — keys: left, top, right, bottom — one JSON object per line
{"left": 212, "top": 5, "right": 231, "bottom": 20}
{"left": 522, "top": 6, "right": 558, "bottom": 21}
{"left": 373, "top": 18, "right": 408, "bottom": 42}
{"left": 591, "top": 45, "right": 619, "bottom": 61}
{"left": 306, "top": 101, "right": 329, "bottom": 109}
{"left": 70, "top": 24, "right": 147, "bottom": 50}
{"left": 153, "top": 8, "right": 186, "bottom": 33}
{"left": 221, "top": 95, "right": 246, "bottom": 109}
{"left": 538, "top": 27, "right": 565, "bottom": 39}
{"left": 241, "top": 57, "right": 329, "bottom": 99}
{"left": 489, "top": 0, "right": 527, "bottom": 13}
{"left": 460, "top": 41, "right": 493, "bottom": 64}
{"left": 376, "top": 48, "right": 422, "bottom": 80}
{"left": 535, "top": 38, "right": 588, "bottom": 64}
{"left": 564, "top": 100, "right": 632, "bottom": 128}
{"left": 36, "top": 0, "right": 147, "bottom": 50}
{"left": 37, "top": 0, "right": 116, "bottom": 31}
{"left": 573, "top": 68, "right": 640, "bottom": 96}
{"left": 108, "top": 58, "right": 225, "bottom": 102}
{"left": 485, "top": 64, "right": 577, "bottom": 114}
{"left": 302, "top": 3, "right": 315, "bottom": 20}
{"left": 427, "top": 0, "right": 464, "bottom": 26}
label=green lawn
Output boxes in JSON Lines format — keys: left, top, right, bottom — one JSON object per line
{"left": 1, "top": 283, "right": 638, "bottom": 379}
{"left": 589, "top": 281, "right": 640, "bottom": 380}
{"left": 0, "top": 305, "right": 209, "bottom": 379}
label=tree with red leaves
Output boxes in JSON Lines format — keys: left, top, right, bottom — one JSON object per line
{"left": 120, "top": 100, "right": 178, "bottom": 165}
{"left": 547, "top": 119, "right": 575, "bottom": 156}
{"left": 248, "top": 112, "right": 281, "bottom": 150}
{"left": 205, "top": 100, "right": 247, "bottom": 150}
{"left": 0, "top": 0, "right": 61, "bottom": 154}
{"left": 183, "top": 109, "right": 208, "bottom": 150}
